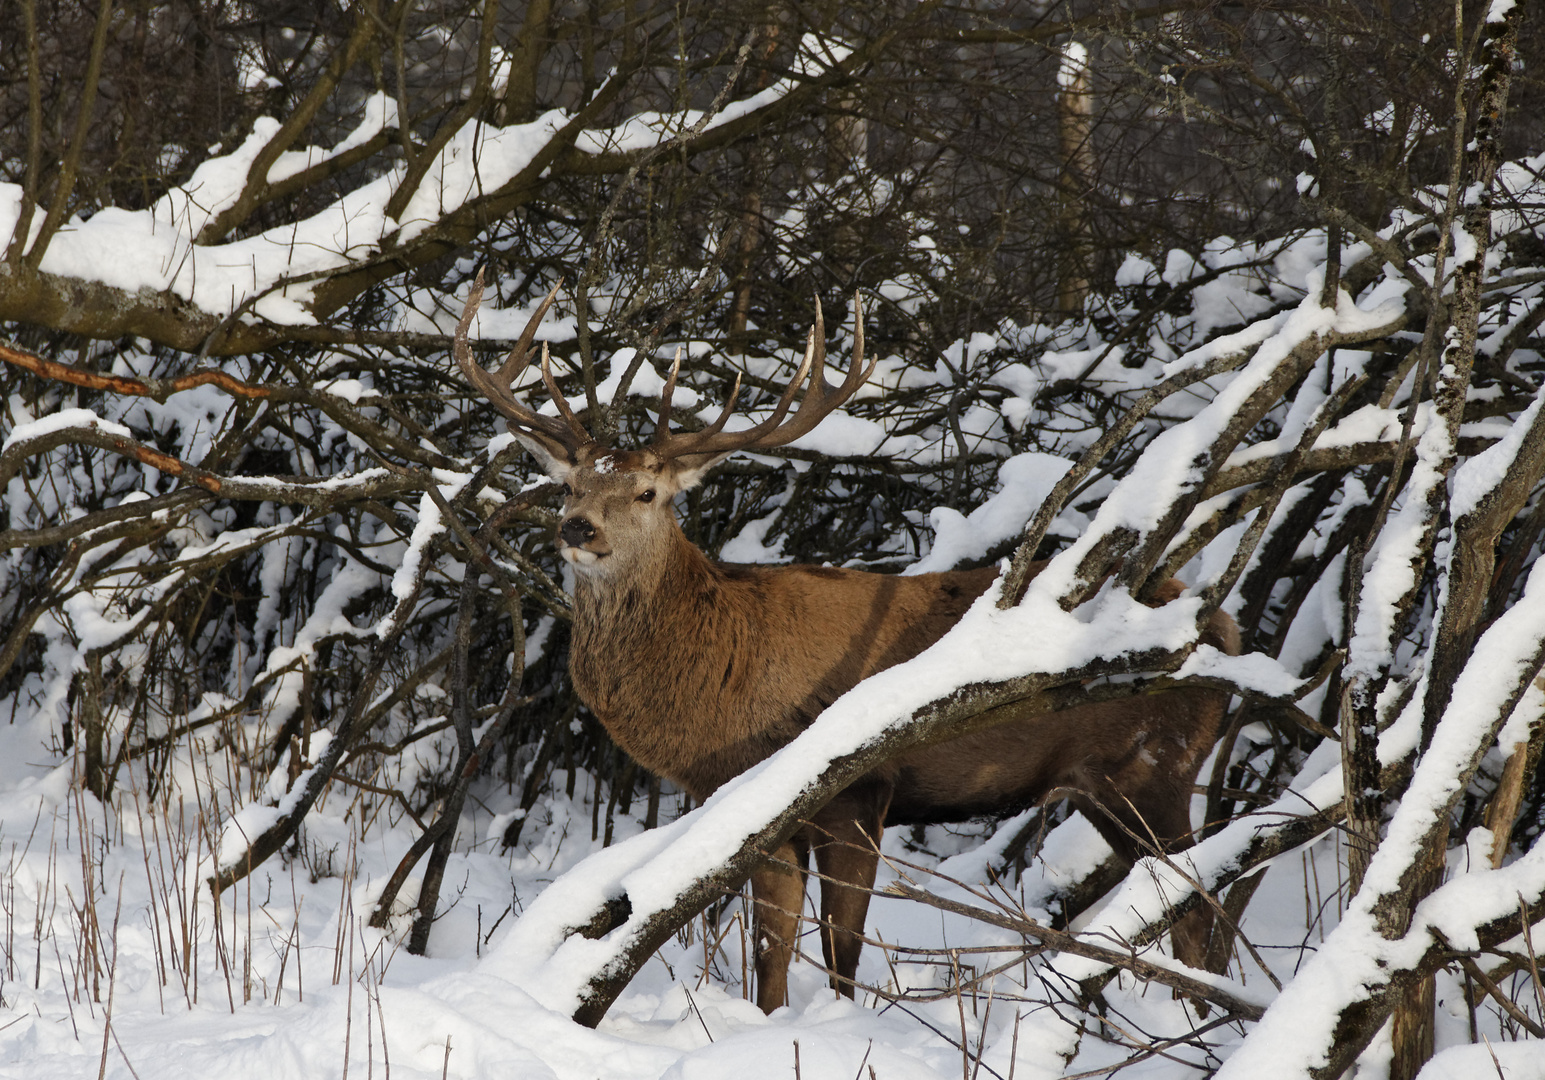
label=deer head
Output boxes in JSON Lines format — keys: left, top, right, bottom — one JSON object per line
{"left": 453, "top": 272, "right": 876, "bottom": 579}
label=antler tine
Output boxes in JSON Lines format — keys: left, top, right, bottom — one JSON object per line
{"left": 654, "top": 293, "right": 874, "bottom": 461}
{"left": 494, "top": 279, "right": 563, "bottom": 384}
{"left": 762, "top": 318, "right": 822, "bottom": 431}
{"left": 653, "top": 347, "right": 683, "bottom": 444}
{"left": 653, "top": 346, "right": 748, "bottom": 446}
{"left": 807, "top": 296, "right": 827, "bottom": 396}
{"left": 796, "top": 293, "right": 871, "bottom": 421}
{"left": 453, "top": 270, "right": 588, "bottom": 449}
{"left": 451, "top": 267, "right": 490, "bottom": 369}
{"left": 694, "top": 371, "right": 744, "bottom": 441}
{"left": 539, "top": 343, "right": 590, "bottom": 441}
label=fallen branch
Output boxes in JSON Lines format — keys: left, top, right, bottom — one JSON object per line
{"left": 883, "top": 880, "right": 1267, "bottom": 1020}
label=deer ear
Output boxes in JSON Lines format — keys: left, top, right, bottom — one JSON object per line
{"left": 512, "top": 429, "right": 576, "bottom": 480}
{"left": 667, "top": 450, "right": 733, "bottom": 492}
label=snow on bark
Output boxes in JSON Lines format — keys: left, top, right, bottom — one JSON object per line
{"left": 1216, "top": 556, "right": 1545, "bottom": 1079}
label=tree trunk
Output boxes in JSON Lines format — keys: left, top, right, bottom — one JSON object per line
{"left": 1385, "top": 11, "right": 1525, "bottom": 1073}
{"left": 1056, "top": 41, "right": 1094, "bottom": 316}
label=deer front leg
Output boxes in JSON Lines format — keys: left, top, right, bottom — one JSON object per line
{"left": 752, "top": 835, "right": 809, "bottom": 1013}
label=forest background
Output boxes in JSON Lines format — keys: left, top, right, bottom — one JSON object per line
{"left": 2, "top": 2, "right": 1544, "bottom": 1078}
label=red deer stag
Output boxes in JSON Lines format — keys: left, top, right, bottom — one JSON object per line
{"left": 454, "top": 278, "right": 1240, "bottom": 1012}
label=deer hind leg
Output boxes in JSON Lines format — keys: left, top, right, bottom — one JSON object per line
{"left": 752, "top": 833, "right": 810, "bottom": 1013}
{"left": 1122, "top": 780, "right": 1218, "bottom": 973}
{"left": 1168, "top": 900, "right": 1216, "bottom": 971}
{"left": 1073, "top": 783, "right": 1214, "bottom": 970}
{"left": 810, "top": 794, "right": 887, "bottom": 1000}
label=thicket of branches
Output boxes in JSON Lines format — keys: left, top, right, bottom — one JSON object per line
{"left": 4, "top": 2, "right": 1545, "bottom": 1077}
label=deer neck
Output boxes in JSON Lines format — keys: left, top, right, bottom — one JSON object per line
{"left": 567, "top": 524, "right": 740, "bottom": 791}
{"left": 569, "top": 522, "right": 711, "bottom": 625}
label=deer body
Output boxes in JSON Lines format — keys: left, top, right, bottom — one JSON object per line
{"left": 565, "top": 497, "right": 996, "bottom": 800}
{"left": 454, "top": 280, "right": 1239, "bottom": 1013}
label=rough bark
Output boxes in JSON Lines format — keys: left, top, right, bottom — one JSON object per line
{"left": 1383, "top": 9, "right": 1525, "bottom": 1073}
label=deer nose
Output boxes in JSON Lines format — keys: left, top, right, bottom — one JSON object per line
{"left": 559, "top": 516, "right": 596, "bottom": 547}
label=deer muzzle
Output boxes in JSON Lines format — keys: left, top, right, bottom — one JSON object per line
{"left": 558, "top": 516, "right": 606, "bottom": 566}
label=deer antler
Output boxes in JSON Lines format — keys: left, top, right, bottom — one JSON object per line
{"left": 453, "top": 269, "right": 590, "bottom": 451}
{"left": 458, "top": 280, "right": 874, "bottom": 463}
{"left": 653, "top": 346, "right": 742, "bottom": 448}
{"left": 654, "top": 295, "right": 875, "bottom": 460}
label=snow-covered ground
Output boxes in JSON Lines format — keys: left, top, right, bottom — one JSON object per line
{"left": 0, "top": 708, "right": 1534, "bottom": 1080}
{"left": 0, "top": 748, "right": 1296, "bottom": 1080}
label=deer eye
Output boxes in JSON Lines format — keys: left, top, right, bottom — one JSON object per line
{"left": 637, "top": 489, "right": 656, "bottom": 504}
{"left": 560, "top": 483, "right": 572, "bottom": 497}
